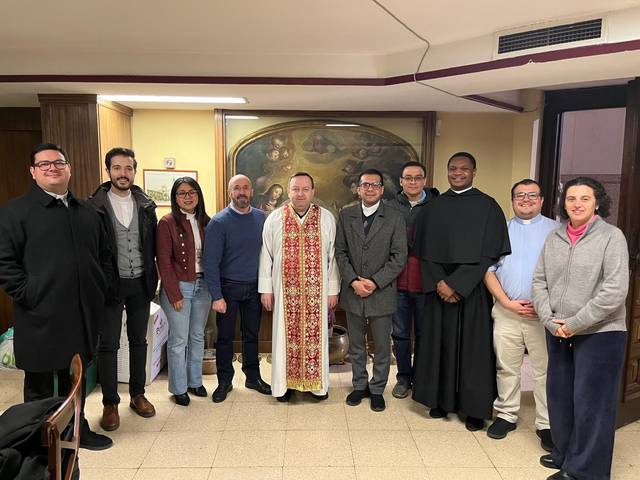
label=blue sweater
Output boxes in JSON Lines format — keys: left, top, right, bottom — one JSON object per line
{"left": 203, "top": 206, "right": 265, "bottom": 300}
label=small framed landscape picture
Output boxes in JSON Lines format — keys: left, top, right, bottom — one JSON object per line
{"left": 143, "top": 169, "right": 198, "bottom": 206}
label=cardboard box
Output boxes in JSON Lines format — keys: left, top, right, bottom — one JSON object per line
{"left": 117, "top": 302, "right": 168, "bottom": 385}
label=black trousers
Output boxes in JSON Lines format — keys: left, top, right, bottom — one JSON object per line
{"left": 215, "top": 279, "right": 261, "bottom": 385}
{"left": 98, "top": 277, "right": 150, "bottom": 406}
{"left": 546, "top": 330, "right": 627, "bottom": 480}
{"left": 23, "top": 365, "right": 87, "bottom": 412}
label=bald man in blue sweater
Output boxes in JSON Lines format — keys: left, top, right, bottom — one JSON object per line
{"left": 204, "top": 175, "right": 271, "bottom": 402}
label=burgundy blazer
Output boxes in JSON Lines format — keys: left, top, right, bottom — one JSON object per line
{"left": 156, "top": 212, "right": 206, "bottom": 304}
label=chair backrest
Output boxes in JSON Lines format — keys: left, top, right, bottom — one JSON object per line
{"left": 41, "top": 354, "right": 83, "bottom": 480}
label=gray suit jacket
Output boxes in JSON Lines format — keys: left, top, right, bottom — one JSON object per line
{"left": 335, "top": 202, "right": 407, "bottom": 317}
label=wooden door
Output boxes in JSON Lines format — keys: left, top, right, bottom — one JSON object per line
{"left": 0, "top": 107, "right": 42, "bottom": 334}
{"left": 617, "top": 78, "right": 640, "bottom": 425}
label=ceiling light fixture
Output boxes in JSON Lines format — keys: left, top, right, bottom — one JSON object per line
{"left": 98, "top": 95, "right": 247, "bottom": 104}
{"left": 226, "top": 115, "right": 260, "bottom": 120}
{"left": 325, "top": 123, "right": 360, "bottom": 127}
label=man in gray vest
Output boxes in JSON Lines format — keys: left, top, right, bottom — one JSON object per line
{"left": 89, "top": 147, "right": 158, "bottom": 432}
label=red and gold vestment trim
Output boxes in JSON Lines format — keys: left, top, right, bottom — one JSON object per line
{"left": 281, "top": 203, "right": 323, "bottom": 391}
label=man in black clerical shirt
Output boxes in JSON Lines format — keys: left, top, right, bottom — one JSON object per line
{"left": 412, "top": 152, "right": 510, "bottom": 432}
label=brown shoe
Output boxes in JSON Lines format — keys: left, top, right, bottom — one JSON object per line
{"left": 129, "top": 394, "right": 156, "bottom": 418}
{"left": 100, "top": 404, "right": 120, "bottom": 431}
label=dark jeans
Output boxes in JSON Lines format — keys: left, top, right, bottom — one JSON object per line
{"left": 546, "top": 330, "right": 626, "bottom": 480}
{"left": 215, "top": 279, "right": 261, "bottom": 385}
{"left": 24, "top": 365, "right": 87, "bottom": 412}
{"left": 98, "top": 277, "right": 150, "bottom": 406}
{"left": 391, "top": 290, "right": 425, "bottom": 385}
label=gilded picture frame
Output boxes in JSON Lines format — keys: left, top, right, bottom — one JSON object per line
{"left": 216, "top": 111, "right": 435, "bottom": 216}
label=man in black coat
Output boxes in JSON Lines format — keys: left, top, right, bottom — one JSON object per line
{"left": 0, "top": 143, "right": 113, "bottom": 450}
{"left": 87, "top": 147, "right": 158, "bottom": 432}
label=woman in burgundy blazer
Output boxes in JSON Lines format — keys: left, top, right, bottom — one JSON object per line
{"left": 156, "top": 177, "right": 211, "bottom": 406}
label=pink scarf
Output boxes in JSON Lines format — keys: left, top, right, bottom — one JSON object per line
{"left": 567, "top": 215, "right": 598, "bottom": 246}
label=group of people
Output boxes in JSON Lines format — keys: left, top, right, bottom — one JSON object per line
{"left": 0, "top": 143, "right": 630, "bottom": 480}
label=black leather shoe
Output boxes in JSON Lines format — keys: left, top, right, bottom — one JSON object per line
{"left": 429, "top": 407, "right": 447, "bottom": 418}
{"left": 174, "top": 392, "right": 190, "bottom": 406}
{"left": 80, "top": 418, "right": 113, "bottom": 451}
{"left": 465, "top": 416, "right": 485, "bottom": 432}
{"left": 537, "top": 428, "right": 554, "bottom": 452}
{"left": 540, "top": 454, "right": 560, "bottom": 470}
{"left": 277, "top": 389, "right": 293, "bottom": 402}
{"left": 345, "top": 388, "right": 370, "bottom": 406}
{"left": 212, "top": 383, "right": 233, "bottom": 403}
{"left": 487, "top": 418, "right": 517, "bottom": 439}
{"left": 370, "top": 394, "right": 385, "bottom": 412}
{"left": 245, "top": 378, "right": 272, "bottom": 395}
{"left": 547, "top": 471, "right": 576, "bottom": 480}
{"left": 309, "top": 392, "right": 329, "bottom": 401}
{"left": 188, "top": 385, "right": 208, "bottom": 397}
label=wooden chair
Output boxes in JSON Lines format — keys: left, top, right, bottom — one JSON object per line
{"left": 41, "top": 354, "right": 82, "bottom": 480}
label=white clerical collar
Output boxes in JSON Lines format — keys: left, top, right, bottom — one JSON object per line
{"left": 452, "top": 186, "right": 473, "bottom": 194}
{"left": 361, "top": 201, "right": 380, "bottom": 217}
{"left": 44, "top": 189, "right": 69, "bottom": 206}
{"left": 180, "top": 209, "right": 196, "bottom": 220}
{"left": 108, "top": 189, "right": 132, "bottom": 202}
{"left": 229, "top": 203, "right": 251, "bottom": 215}
{"left": 514, "top": 213, "right": 542, "bottom": 225}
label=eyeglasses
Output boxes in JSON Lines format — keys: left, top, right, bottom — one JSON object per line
{"left": 513, "top": 192, "right": 541, "bottom": 200}
{"left": 359, "top": 182, "right": 383, "bottom": 190}
{"left": 176, "top": 190, "right": 198, "bottom": 198}
{"left": 33, "top": 160, "right": 69, "bottom": 170}
{"left": 401, "top": 175, "right": 425, "bottom": 183}
{"left": 358, "top": 182, "right": 382, "bottom": 190}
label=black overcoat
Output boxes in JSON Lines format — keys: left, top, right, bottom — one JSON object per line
{"left": 0, "top": 183, "right": 113, "bottom": 371}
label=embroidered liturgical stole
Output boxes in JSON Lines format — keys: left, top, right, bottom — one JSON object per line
{"left": 281, "top": 203, "right": 323, "bottom": 391}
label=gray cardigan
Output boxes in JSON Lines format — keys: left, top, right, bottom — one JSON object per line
{"left": 532, "top": 217, "right": 629, "bottom": 336}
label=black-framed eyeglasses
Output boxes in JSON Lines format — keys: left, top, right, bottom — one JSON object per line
{"left": 33, "top": 160, "right": 69, "bottom": 171}
{"left": 513, "top": 192, "right": 540, "bottom": 200}
{"left": 359, "top": 182, "right": 383, "bottom": 190}
{"left": 401, "top": 175, "right": 425, "bottom": 183}
{"left": 176, "top": 190, "right": 198, "bottom": 198}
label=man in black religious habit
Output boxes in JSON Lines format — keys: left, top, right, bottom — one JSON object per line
{"left": 412, "top": 152, "right": 511, "bottom": 431}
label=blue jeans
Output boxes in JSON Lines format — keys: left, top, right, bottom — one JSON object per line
{"left": 391, "top": 290, "right": 425, "bottom": 385}
{"left": 160, "top": 279, "right": 211, "bottom": 395}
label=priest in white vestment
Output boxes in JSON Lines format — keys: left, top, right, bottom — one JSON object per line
{"left": 258, "top": 172, "right": 340, "bottom": 401}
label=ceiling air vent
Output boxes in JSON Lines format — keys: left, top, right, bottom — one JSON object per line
{"left": 497, "top": 18, "right": 603, "bottom": 55}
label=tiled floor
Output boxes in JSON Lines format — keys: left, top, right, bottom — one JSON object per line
{"left": 1, "top": 361, "right": 640, "bottom": 480}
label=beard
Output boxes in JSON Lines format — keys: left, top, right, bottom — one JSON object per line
{"left": 233, "top": 195, "right": 250, "bottom": 208}
{"left": 111, "top": 176, "right": 131, "bottom": 191}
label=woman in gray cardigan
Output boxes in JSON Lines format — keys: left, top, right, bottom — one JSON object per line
{"left": 532, "top": 177, "right": 629, "bottom": 480}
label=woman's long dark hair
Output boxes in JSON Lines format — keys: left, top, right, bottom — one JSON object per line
{"left": 170, "top": 177, "right": 210, "bottom": 229}
{"left": 558, "top": 176, "right": 611, "bottom": 219}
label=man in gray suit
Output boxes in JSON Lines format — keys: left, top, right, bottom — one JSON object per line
{"left": 335, "top": 168, "right": 407, "bottom": 412}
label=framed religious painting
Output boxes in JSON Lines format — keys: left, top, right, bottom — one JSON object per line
{"left": 142, "top": 169, "right": 198, "bottom": 206}
{"left": 215, "top": 111, "right": 435, "bottom": 216}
